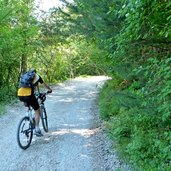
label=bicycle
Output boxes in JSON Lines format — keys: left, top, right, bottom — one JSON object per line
{"left": 17, "top": 93, "right": 48, "bottom": 150}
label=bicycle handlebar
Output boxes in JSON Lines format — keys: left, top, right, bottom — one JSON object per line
{"left": 37, "top": 90, "right": 52, "bottom": 102}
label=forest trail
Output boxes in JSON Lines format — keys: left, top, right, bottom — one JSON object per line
{"left": 0, "top": 76, "right": 129, "bottom": 171}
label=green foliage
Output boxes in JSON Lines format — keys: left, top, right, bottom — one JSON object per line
{"left": 0, "top": 0, "right": 170, "bottom": 169}
{"left": 134, "top": 56, "right": 171, "bottom": 122}
{"left": 99, "top": 79, "right": 141, "bottom": 119}
{"left": 67, "top": 38, "right": 106, "bottom": 76}
{"left": 0, "top": 0, "right": 36, "bottom": 102}
{"left": 99, "top": 79, "right": 171, "bottom": 170}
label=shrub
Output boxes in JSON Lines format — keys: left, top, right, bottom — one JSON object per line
{"left": 98, "top": 79, "right": 171, "bottom": 171}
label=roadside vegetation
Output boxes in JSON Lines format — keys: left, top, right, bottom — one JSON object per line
{"left": 0, "top": 0, "right": 170, "bottom": 170}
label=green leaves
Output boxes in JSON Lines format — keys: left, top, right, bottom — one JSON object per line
{"left": 0, "top": 0, "right": 39, "bottom": 101}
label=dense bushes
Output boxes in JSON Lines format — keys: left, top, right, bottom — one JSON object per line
{"left": 99, "top": 61, "right": 171, "bottom": 170}
{"left": 96, "top": 1, "right": 171, "bottom": 170}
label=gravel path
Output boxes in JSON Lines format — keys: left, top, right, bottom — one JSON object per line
{"left": 0, "top": 76, "right": 130, "bottom": 171}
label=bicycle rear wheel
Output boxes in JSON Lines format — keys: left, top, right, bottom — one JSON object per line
{"left": 17, "top": 116, "right": 33, "bottom": 150}
{"left": 40, "top": 106, "right": 48, "bottom": 132}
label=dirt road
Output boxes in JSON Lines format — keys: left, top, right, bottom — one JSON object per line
{"left": 0, "top": 76, "right": 129, "bottom": 171}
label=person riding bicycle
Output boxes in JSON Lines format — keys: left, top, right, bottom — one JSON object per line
{"left": 18, "top": 69, "right": 52, "bottom": 136}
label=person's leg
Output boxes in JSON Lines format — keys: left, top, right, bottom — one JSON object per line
{"left": 34, "top": 108, "right": 41, "bottom": 131}
{"left": 29, "top": 95, "right": 43, "bottom": 136}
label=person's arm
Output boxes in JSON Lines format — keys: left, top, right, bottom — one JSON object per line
{"left": 42, "top": 82, "right": 52, "bottom": 93}
{"left": 38, "top": 75, "right": 52, "bottom": 93}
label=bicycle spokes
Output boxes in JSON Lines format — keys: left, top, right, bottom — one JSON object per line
{"left": 17, "top": 117, "right": 33, "bottom": 150}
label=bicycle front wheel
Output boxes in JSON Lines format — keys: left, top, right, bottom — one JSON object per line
{"left": 40, "top": 106, "right": 48, "bottom": 132}
{"left": 17, "top": 116, "right": 33, "bottom": 150}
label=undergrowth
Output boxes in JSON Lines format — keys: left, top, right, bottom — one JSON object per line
{"left": 98, "top": 79, "right": 171, "bottom": 171}
{"left": 0, "top": 86, "right": 17, "bottom": 115}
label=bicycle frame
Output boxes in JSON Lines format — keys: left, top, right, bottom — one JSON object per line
{"left": 26, "top": 106, "right": 35, "bottom": 125}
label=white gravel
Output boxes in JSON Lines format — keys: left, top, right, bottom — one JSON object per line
{"left": 0, "top": 76, "right": 130, "bottom": 171}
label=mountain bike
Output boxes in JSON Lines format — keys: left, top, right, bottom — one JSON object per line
{"left": 17, "top": 93, "right": 48, "bottom": 150}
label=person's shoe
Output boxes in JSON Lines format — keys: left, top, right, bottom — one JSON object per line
{"left": 34, "top": 129, "right": 43, "bottom": 137}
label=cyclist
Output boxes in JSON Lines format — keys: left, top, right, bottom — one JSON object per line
{"left": 18, "top": 69, "right": 52, "bottom": 136}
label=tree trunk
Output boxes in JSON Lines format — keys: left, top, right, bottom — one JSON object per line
{"left": 20, "top": 54, "right": 27, "bottom": 74}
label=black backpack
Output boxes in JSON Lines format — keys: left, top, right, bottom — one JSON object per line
{"left": 19, "top": 70, "right": 36, "bottom": 88}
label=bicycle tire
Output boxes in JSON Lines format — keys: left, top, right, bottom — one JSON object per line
{"left": 40, "top": 106, "right": 48, "bottom": 132}
{"left": 17, "top": 116, "right": 33, "bottom": 150}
